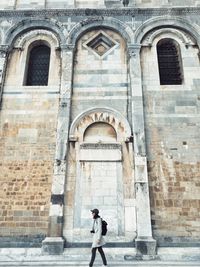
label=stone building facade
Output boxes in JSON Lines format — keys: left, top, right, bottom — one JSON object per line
{"left": 0, "top": 0, "right": 200, "bottom": 257}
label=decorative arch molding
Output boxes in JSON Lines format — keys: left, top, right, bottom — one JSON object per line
{"left": 67, "top": 17, "right": 134, "bottom": 46}
{"left": 142, "top": 27, "right": 196, "bottom": 46}
{"left": 69, "top": 107, "right": 132, "bottom": 142}
{"left": 0, "top": 28, "right": 3, "bottom": 45}
{"left": 4, "top": 19, "right": 67, "bottom": 49}
{"left": 14, "top": 29, "right": 60, "bottom": 49}
{"left": 135, "top": 16, "right": 200, "bottom": 45}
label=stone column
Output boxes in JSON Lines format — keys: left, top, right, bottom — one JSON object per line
{"left": 42, "top": 44, "right": 75, "bottom": 254}
{"left": 0, "top": 45, "right": 9, "bottom": 106}
{"left": 128, "top": 44, "right": 156, "bottom": 258}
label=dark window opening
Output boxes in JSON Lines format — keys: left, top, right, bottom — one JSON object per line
{"left": 157, "top": 39, "right": 183, "bottom": 85}
{"left": 26, "top": 45, "right": 50, "bottom": 86}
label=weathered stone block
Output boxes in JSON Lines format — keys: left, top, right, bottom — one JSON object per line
{"left": 135, "top": 237, "right": 157, "bottom": 258}
{"left": 42, "top": 237, "right": 64, "bottom": 255}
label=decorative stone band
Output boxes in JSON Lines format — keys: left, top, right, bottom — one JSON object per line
{"left": 80, "top": 143, "right": 121, "bottom": 150}
{"left": 69, "top": 107, "right": 132, "bottom": 143}
{"left": 0, "top": 8, "right": 200, "bottom": 18}
{"left": 80, "top": 16, "right": 104, "bottom": 26}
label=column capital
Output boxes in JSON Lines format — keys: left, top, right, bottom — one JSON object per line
{"left": 0, "top": 45, "right": 9, "bottom": 58}
{"left": 60, "top": 44, "right": 75, "bottom": 52}
{"left": 127, "top": 44, "right": 141, "bottom": 58}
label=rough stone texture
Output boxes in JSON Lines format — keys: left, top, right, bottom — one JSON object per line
{"left": 135, "top": 237, "right": 157, "bottom": 258}
{"left": 0, "top": 90, "right": 58, "bottom": 238}
{"left": 141, "top": 33, "right": 200, "bottom": 244}
{"left": 42, "top": 237, "right": 64, "bottom": 255}
{"left": 148, "top": 161, "right": 200, "bottom": 243}
{"left": 0, "top": 27, "right": 60, "bottom": 243}
{"left": 0, "top": 0, "right": 199, "bottom": 254}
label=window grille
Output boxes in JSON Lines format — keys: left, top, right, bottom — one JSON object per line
{"left": 26, "top": 45, "right": 50, "bottom": 86}
{"left": 157, "top": 39, "right": 182, "bottom": 85}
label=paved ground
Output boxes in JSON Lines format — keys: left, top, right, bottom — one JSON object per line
{"left": 1, "top": 259, "right": 200, "bottom": 267}
{"left": 0, "top": 247, "right": 200, "bottom": 267}
{"left": 1, "top": 261, "right": 200, "bottom": 267}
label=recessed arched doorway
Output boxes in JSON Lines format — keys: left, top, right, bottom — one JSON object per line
{"left": 63, "top": 109, "right": 136, "bottom": 243}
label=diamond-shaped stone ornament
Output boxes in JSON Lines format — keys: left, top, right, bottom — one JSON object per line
{"left": 83, "top": 31, "right": 119, "bottom": 58}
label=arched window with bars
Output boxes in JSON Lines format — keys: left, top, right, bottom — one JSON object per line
{"left": 26, "top": 44, "right": 50, "bottom": 86}
{"left": 157, "top": 38, "right": 183, "bottom": 85}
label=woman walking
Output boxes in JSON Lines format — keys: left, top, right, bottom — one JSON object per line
{"left": 89, "top": 208, "right": 107, "bottom": 267}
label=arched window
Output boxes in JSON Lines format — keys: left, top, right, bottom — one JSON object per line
{"left": 26, "top": 45, "right": 50, "bottom": 86}
{"left": 157, "top": 39, "right": 183, "bottom": 85}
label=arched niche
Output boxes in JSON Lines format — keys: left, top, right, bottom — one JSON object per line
{"left": 83, "top": 122, "right": 117, "bottom": 143}
{"left": 64, "top": 107, "right": 135, "bottom": 243}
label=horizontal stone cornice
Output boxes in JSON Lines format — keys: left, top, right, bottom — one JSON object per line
{"left": 0, "top": 7, "right": 199, "bottom": 18}
{"left": 80, "top": 143, "right": 122, "bottom": 150}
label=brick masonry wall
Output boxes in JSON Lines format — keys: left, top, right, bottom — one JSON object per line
{"left": 146, "top": 116, "right": 200, "bottom": 243}
{"left": 148, "top": 160, "right": 200, "bottom": 242}
{"left": 0, "top": 91, "right": 59, "bottom": 242}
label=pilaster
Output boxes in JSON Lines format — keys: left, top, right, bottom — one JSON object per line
{"left": 42, "top": 44, "right": 75, "bottom": 254}
{"left": 128, "top": 44, "right": 157, "bottom": 258}
{"left": 0, "top": 45, "right": 9, "bottom": 106}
